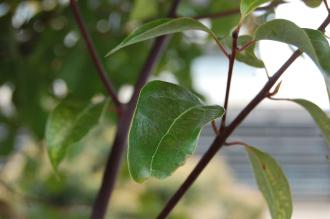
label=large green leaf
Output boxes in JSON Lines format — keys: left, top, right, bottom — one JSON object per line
{"left": 107, "top": 17, "right": 221, "bottom": 56}
{"left": 246, "top": 146, "right": 292, "bottom": 219}
{"left": 46, "top": 99, "right": 108, "bottom": 168}
{"left": 240, "top": 0, "right": 272, "bottom": 18}
{"left": 255, "top": 19, "right": 330, "bottom": 100}
{"left": 290, "top": 99, "right": 330, "bottom": 146}
{"left": 128, "top": 81, "right": 224, "bottom": 182}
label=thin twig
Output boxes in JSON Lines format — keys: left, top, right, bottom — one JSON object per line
{"left": 264, "top": 66, "right": 271, "bottom": 79}
{"left": 268, "top": 96, "right": 290, "bottom": 101}
{"left": 237, "top": 40, "right": 256, "bottom": 52}
{"left": 90, "top": 1, "right": 181, "bottom": 219}
{"left": 220, "top": 27, "right": 240, "bottom": 131}
{"left": 323, "top": 0, "right": 330, "bottom": 11}
{"left": 156, "top": 49, "right": 301, "bottom": 219}
{"left": 155, "top": 13, "right": 330, "bottom": 219}
{"left": 214, "top": 38, "right": 230, "bottom": 58}
{"left": 211, "top": 120, "right": 218, "bottom": 135}
{"left": 224, "top": 141, "right": 249, "bottom": 147}
{"left": 69, "top": 0, "right": 121, "bottom": 111}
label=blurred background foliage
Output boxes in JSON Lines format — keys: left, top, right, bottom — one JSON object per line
{"left": 0, "top": 0, "right": 321, "bottom": 218}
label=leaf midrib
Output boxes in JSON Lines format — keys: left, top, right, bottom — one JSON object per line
{"left": 126, "top": 18, "right": 207, "bottom": 46}
{"left": 251, "top": 150, "right": 281, "bottom": 218}
{"left": 149, "top": 104, "right": 202, "bottom": 174}
{"left": 57, "top": 103, "right": 95, "bottom": 148}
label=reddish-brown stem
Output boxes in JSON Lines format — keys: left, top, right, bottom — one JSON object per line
{"left": 156, "top": 50, "right": 302, "bottom": 219}
{"left": 319, "top": 12, "right": 330, "bottom": 31}
{"left": 211, "top": 120, "right": 219, "bottom": 134}
{"left": 225, "top": 141, "right": 249, "bottom": 147}
{"left": 214, "top": 39, "right": 230, "bottom": 59}
{"left": 220, "top": 27, "right": 240, "bottom": 131}
{"left": 156, "top": 13, "right": 330, "bottom": 219}
{"left": 90, "top": 38, "right": 168, "bottom": 219}
{"left": 238, "top": 40, "right": 256, "bottom": 52}
{"left": 323, "top": 0, "right": 330, "bottom": 11}
{"left": 69, "top": 0, "right": 121, "bottom": 111}
{"left": 89, "top": 1, "right": 181, "bottom": 219}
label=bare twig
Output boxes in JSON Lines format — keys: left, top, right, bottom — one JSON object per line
{"left": 323, "top": 0, "right": 330, "bottom": 11}
{"left": 224, "top": 141, "right": 249, "bottom": 147}
{"left": 69, "top": 0, "right": 121, "bottom": 111}
{"left": 211, "top": 120, "right": 219, "bottom": 134}
{"left": 220, "top": 27, "right": 240, "bottom": 131}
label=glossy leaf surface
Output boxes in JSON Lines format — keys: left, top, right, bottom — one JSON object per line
{"left": 246, "top": 146, "right": 292, "bottom": 219}
{"left": 128, "top": 81, "right": 224, "bottom": 182}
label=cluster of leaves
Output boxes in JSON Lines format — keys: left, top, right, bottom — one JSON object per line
{"left": 0, "top": 0, "right": 213, "bottom": 157}
{"left": 1, "top": 0, "right": 329, "bottom": 218}
{"left": 0, "top": 0, "right": 212, "bottom": 217}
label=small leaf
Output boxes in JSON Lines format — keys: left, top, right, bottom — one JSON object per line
{"left": 290, "top": 99, "right": 330, "bottom": 146}
{"left": 255, "top": 19, "right": 330, "bottom": 101}
{"left": 107, "top": 17, "right": 220, "bottom": 56}
{"left": 237, "top": 35, "right": 264, "bottom": 68}
{"left": 240, "top": 0, "right": 272, "bottom": 18}
{"left": 46, "top": 99, "right": 107, "bottom": 168}
{"left": 128, "top": 81, "right": 224, "bottom": 182}
{"left": 246, "top": 146, "right": 292, "bottom": 219}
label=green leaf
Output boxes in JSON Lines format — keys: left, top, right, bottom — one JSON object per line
{"left": 302, "top": 0, "right": 322, "bottom": 8}
{"left": 290, "top": 99, "right": 330, "bottom": 146}
{"left": 304, "top": 29, "right": 330, "bottom": 101}
{"left": 46, "top": 99, "right": 108, "bottom": 169}
{"left": 128, "top": 81, "right": 224, "bottom": 182}
{"left": 107, "top": 17, "right": 221, "bottom": 56}
{"left": 237, "top": 35, "right": 264, "bottom": 68}
{"left": 240, "top": 0, "right": 271, "bottom": 18}
{"left": 255, "top": 19, "right": 330, "bottom": 101}
{"left": 246, "top": 146, "right": 292, "bottom": 219}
